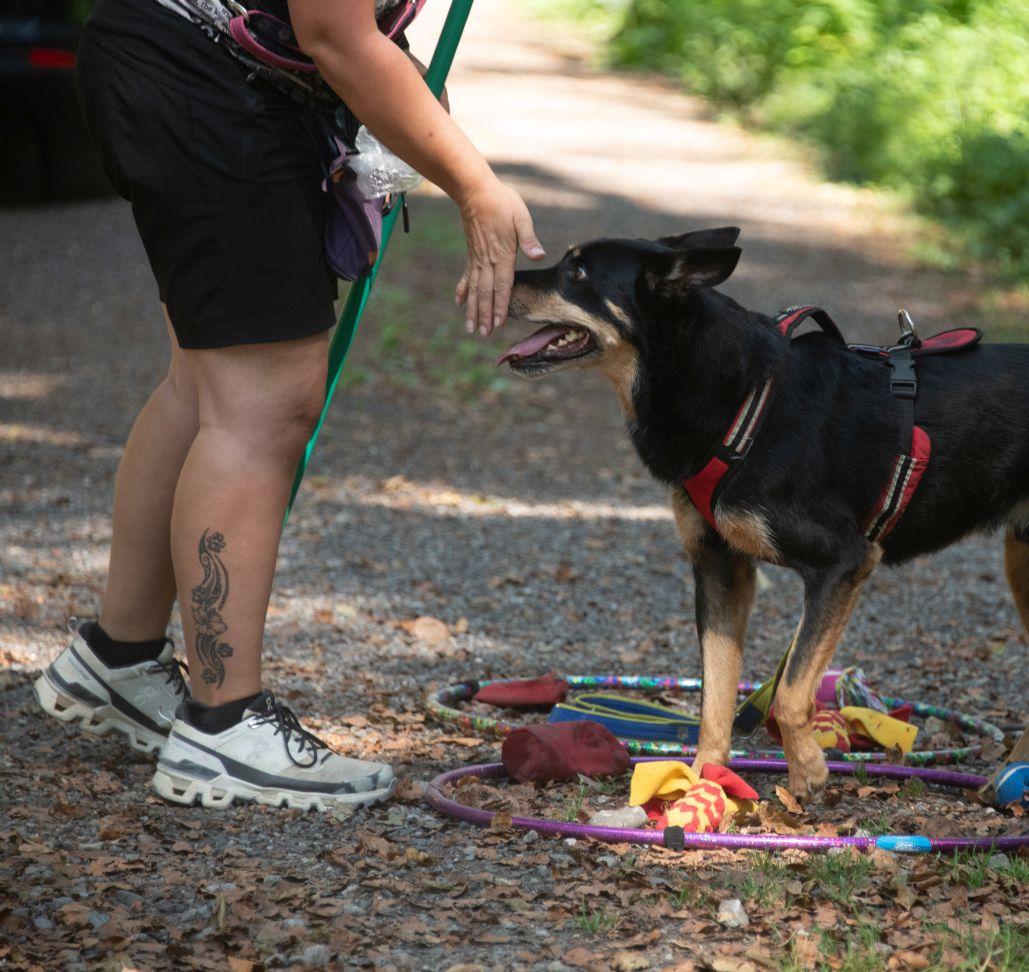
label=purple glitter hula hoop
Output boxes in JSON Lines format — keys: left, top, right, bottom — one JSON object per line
{"left": 424, "top": 757, "right": 1029, "bottom": 854}
{"left": 424, "top": 675, "right": 1005, "bottom": 765}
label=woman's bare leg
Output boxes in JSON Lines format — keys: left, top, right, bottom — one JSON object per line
{"left": 99, "top": 315, "right": 199, "bottom": 641}
{"left": 170, "top": 332, "right": 328, "bottom": 705}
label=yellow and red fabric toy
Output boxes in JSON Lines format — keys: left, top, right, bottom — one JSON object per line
{"left": 766, "top": 704, "right": 918, "bottom": 754}
{"left": 628, "top": 761, "right": 758, "bottom": 833}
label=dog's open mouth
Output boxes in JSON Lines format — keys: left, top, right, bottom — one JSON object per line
{"left": 496, "top": 323, "right": 598, "bottom": 371}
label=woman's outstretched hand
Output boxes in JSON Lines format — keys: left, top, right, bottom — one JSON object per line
{"left": 455, "top": 178, "right": 545, "bottom": 336}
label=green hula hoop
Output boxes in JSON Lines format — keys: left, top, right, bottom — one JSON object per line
{"left": 425, "top": 674, "right": 1005, "bottom": 766}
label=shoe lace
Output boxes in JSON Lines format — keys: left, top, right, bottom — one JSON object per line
{"left": 249, "top": 694, "right": 328, "bottom": 768}
{"left": 144, "top": 644, "right": 190, "bottom": 700}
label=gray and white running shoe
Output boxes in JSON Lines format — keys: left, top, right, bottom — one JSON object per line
{"left": 34, "top": 619, "right": 189, "bottom": 754}
{"left": 152, "top": 692, "right": 395, "bottom": 811}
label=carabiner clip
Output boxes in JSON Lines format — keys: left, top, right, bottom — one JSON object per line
{"left": 897, "top": 309, "right": 920, "bottom": 347}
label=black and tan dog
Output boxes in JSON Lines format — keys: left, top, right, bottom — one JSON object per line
{"left": 498, "top": 228, "right": 1029, "bottom": 799}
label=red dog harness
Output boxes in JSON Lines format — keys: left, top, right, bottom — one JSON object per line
{"left": 682, "top": 306, "right": 982, "bottom": 545}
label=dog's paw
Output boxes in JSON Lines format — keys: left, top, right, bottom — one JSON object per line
{"left": 788, "top": 775, "right": 828, "bottom": 805}
{"left": 787, "top": 752, "right": 829, "bottom": 804}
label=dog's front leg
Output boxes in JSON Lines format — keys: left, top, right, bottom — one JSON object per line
{"left": 775, "top": 547, "right": 881, "bottom": 801}
{"left": 672, "top": 492, "right": 756, "bottom": 770}
{"left": 692, "top": 544, "right": 756, "bottom": 770}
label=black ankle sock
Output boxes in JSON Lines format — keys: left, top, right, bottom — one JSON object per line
{"left": 184, "top": 693, "right": 264, "bottom": 735}
{"left": 83, "top": 621, "right": 167, "bottom": 668}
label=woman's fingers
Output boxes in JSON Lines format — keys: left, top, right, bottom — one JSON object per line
{"left": 456, "top": 179, "right": 543, "bottom": 336}
{"left": 464, "top": 263, "right": 479, "bottom": 334}
{"left": 475, "top": 261, "right": 495, "bottom": 336}
{"left": 492, "top": 265, "right": 512, "bottom": 333}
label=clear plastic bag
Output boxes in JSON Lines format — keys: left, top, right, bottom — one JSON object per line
{"left": 348, "top": 126, "right": 423, "bottom": 198}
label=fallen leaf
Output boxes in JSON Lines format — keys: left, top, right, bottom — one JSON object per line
{"left": 613, "top": 951, "right": 650, "bottom": 971}
{"left": 489, "top": 812, "right": 513, "bottom": 833}
{"left": 711, "top": 959, "right": 756, "bottom": 972}
{"left": 562, "top": 949, "right": 597, "bottom": 968}
{"left": 436, "top": 736, "right": 485, "bottom": 747}
{"left": 775, "top": 785, "right": 804, "bottom": 815}
{"left": 890, "top": 950, "right": 930, "bottom": 970}
{"left": 892, "top": 879, "right": 916, "bottom": 911}
{"left": 404, "top": 847, "right": 433, "bottom": 865}
{"left": 340, "top": 713, "right": 371, "bottom": 728}
{"left": 402, "top": 616, "right": 452, "bottom": 647}
{"left": 358, "top": 832, "right": 393, "bottom": 857}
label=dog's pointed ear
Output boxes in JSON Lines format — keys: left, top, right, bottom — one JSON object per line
{"left": 658, "top": 226, "right": 741, "bottom": 250}
{"left": 649, "top": 246, "right": 742, "bottom": 291}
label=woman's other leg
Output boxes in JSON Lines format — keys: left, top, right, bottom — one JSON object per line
{"left": 171, "top": 331, "right": 328, "bottom": 705}
{"left": 99, "top": 313, "right": 200, "bottom": 640}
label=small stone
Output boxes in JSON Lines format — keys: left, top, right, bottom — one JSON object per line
{"left": 114, "top": 890, "right": 144, "bottom": 910}
{"left": 587, "top": 805, "right": 648, "bottom": 829}
{"left": 563, "top": 837, "right": 577, "bottom": 847}
{"left": 987, "top": 852, "right": 1010, "bottom": 871}
{"left": 923, "top": 716, "right": 947, "bottom": 735}
{"left": 717, "top": 898, "right": 749, "bottom": 928}
{"left": 283, "top": 917, "right": 307, "bottom": 929}
{"left": 521, "top": 829, "right": 540, "bottom": 843}
{"left": 298, "top": 943, "right": 332, "bottom": 968}
{"left": 33, "top": 915, "right": 54, "bottom": 931}
{"left": 87, "top": 911, "right": 110, "bottom": 930}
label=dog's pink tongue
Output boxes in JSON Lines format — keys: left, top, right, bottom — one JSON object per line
{"left": 496, "top": 325, "right": 566, "bottom": 365}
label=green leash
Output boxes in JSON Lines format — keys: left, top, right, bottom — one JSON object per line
{"left": 732, "top": 623, "right": 797, "bottom": 735}
{"left": 285, "top": 0, "right": 476, "bottom": 521}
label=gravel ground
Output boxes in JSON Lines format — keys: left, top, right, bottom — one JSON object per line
{"left": 1, "top": 3, "right": 1026, "bottom": 969}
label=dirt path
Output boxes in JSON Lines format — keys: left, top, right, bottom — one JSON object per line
{"left": 1, "top": 3, "right": 1026, "bottom": 970}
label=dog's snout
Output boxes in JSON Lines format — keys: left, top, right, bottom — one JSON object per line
{"left": 509, "top": 279, "right": 531, "bottom": 317}
{"left": 510, "top": 265, "right": 554, "bottom": 317}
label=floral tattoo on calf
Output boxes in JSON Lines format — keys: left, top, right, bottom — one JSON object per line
{"left": 191, "top": 529, "right": 234, "bottom": 686}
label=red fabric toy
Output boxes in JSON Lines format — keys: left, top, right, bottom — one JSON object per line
{"left": 474, "top": 675, "right": 569, "bottom": 710}
{"left": 501, "top": 721, "right": 630, "bottom": 782}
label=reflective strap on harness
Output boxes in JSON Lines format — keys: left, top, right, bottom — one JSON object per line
{"left": 865, "top": 425, "right": 932, "bottom": 542}
{"left": 683, "top": 379, "right": 774, "bottom": 529}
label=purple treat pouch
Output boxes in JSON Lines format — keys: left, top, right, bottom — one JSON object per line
{"left": 323, "top": 138, "right": 384, "bottom": 281}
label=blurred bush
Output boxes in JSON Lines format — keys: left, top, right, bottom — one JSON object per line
{"left": 605, "top": 0, "right": 1029, "bottom": 279}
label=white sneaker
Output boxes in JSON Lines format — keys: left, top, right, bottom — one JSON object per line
{"left": 152, "top": 692, "right": 396, "bottom": 811}
{"left": 34, "top": 619, "right": 189, "bottom": 754}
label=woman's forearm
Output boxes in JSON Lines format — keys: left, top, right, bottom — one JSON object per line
{"left": 289, "top": 2, "right": 493, "bottom": 202}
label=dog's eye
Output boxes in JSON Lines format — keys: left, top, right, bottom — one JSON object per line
{"left": 567, "top": 263, "right": 588, "bottom": 283}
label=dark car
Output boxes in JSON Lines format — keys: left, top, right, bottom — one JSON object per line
{"left": 1, "top": 0, "right": 111, "bottom": 201}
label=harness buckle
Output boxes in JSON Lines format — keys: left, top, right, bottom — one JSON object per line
{"left": 888, "top": 353, "right": 918, "bottom": 399}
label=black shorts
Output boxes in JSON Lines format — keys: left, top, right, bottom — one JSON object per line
{"left": 77, "top": 0, "right": 338, "bottom": 349}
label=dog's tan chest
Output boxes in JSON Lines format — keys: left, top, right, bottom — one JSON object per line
{"left": 671, "top": 491, "right": 780, "bottom": 563}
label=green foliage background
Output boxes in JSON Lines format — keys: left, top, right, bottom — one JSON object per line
{"left": 578, "top": 0, "right": 1029, "bottom": 280}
